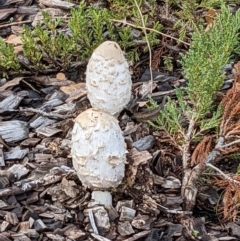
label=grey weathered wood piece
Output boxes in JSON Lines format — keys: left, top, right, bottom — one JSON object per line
{"left": 0, "top": 120, "right": 29, "bottom": 142}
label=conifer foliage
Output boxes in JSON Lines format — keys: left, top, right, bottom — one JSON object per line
{"left": 150, "top": 5, "right": 240, "bottom": 215}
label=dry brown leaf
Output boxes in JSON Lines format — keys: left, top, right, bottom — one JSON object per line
{"left": 221, "top": 73, "right": 240, "bottom": 136}
{"left": 31, "top": 76, "right": 74, "bottom": 86}
{"left": 152, "top": 46, "right": 163, "bottom": 71}
{"left": 14, "top": 45, "right": 23, "bottom": 54}
{"left": 65, "top": 89, "right": 87, "bottom": 103}
{"left": 205, "top": 9, "right": 218, "bottom": 31}
{"left": 6, "top": 34, "right": 22, "bottom": 45}
{"left": 191, "top": 136, "right": 213, "bottom": 165}
{"left": 60, "top": 83, "right": 86, "bottom": 94}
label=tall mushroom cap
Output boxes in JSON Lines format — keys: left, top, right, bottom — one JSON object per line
{"left": 86, "top": 41, "right": 132, "bottom": 116}
{"left": 71, "top": 108, "right": 126, "bottom": 190}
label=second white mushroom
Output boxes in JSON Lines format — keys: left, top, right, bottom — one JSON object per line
{"left": 71, "top": 108, "right": 126, "bottom": 191}
{"left": 86, "top": 41, "right": 132, "bottom": 116}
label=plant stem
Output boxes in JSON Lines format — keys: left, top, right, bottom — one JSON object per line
{"left": 111, "top": 19, "right": 190, "bottom": 46}
{"left": 133, "top": 0, "right": 153, "bottom": 93}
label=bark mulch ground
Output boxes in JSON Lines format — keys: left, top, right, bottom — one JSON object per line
{"left": 1, "top": 1, "right": 240, "bottom": 241}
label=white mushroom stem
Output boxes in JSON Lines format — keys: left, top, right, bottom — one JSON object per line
{"left": 92, "top": 191, "right": 112, "bottom": 206}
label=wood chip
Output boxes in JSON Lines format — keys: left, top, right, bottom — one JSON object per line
{"left": 121, "top": 231, "right": 150, "bottom": 241}
{"left": 161, "top": 176, "right": 181, "bottom": 189}
{"left": 46, "top": 233, "right": 65, "bottom": 240}
{"left": 11, "top": 233, "right": 31, "bottom": 241}
{"left": 8, "top": 164, "right": 29, "bottom": 180}
{"left": 30, "top": 116, "right": 56, "bottom": 129}
{"left": 131, "top": 214, "right": 154, "bottom": 230}
{"left": 0, "top": 221, "right": 10, "bottom": 232}
{"left": 119, "top": 206, "right": 136, "bottom": 222}
{"left": 132, "top": 135, "right": 155, "bottom": 151}
{"left": 26, "top": 191, "right": 39, "bottom": 204}
{"left": 34, "top": 219, "right": 47, "bottom": 232}
{"left": 0, "top": 8, "right": 17, "bottom": 20}
{"left": 59, "top": 177, "right": 79, "bottom": 198}
{"left": 0, "top": 199, "right": 8, "bottom": 208}
{"left": 4, "top": 148, "right": 28, "bottom": 161}
{"left": 0, "top": 145, "right": 5, "bottom": 166}
{"left": 117, "top": 222, "right": 135, "bottom": 236}
{"left": 39, "top": 0, "right": 76, "bottom": 10}
{"left": 129, "top": 148, "right": 152, "bottom": 166}
{"left": 5, "top": 212, "right": 19, "bottom": 225}
{"left": 94, "top": 207, "right": 110, "bottom": 233}
{"left": 0, "top": 95, "right": 23, "bottom": 110}
{"left": 0, "top": 176, "right": 9, "bottom": 188}
{"left": 91, "top": 233, "right": 111, "bottom": 241}
{"left": 18, "top": 221, "right": 30, "bottom": 231}
{"left": 36, "top": 126, "right": 62, "bottom": 137}
{"left": 0, "top": 234, "right": 11, "bottom": 241}
{"left": 0, "top": 77, "right": 23, "bottom": 91}
{"left": 0, "top": 120, "right": 29, "bottom": 142}
{"left": 20, "top": 138, "right": 41, "bottom": 147}
{"left": 64, "top": 226, "right": 88, "bottom": 240}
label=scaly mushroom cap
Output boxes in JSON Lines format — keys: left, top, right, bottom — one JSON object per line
{"left": 86, "top": 41, "right": 132, "bottom": 115}
{"left": 71, "top": 108, "right": 126, "bottom": 189}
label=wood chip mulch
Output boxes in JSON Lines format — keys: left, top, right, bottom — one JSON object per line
{"left": 1, "top": 0, "right": 240, "bottom": 240}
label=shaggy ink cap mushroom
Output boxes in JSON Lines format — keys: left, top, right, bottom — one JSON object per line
{"left": 86, "top": 41, "right": 132, "bottom": 116}
{"left": 71, "top": 108, "right": 126, "bottom": 190}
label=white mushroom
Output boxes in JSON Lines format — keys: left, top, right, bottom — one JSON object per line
{"left": 86, "top": 41, "right": 132, "bottom": 116}
{"left": 71, "top": 108, "right": 126, "bottom": 190}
